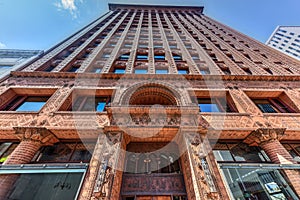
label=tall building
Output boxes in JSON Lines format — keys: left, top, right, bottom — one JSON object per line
{"left": 1, "top": 3, "right": 300, "bottom": 200}
{"left": 266, "top": 26, "right": 300, "bottom": 60}
{"left": 0, "top": 49, "right": 43, "bottom": 80}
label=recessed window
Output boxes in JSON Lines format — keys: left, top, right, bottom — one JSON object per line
{"left": 102, "top": 53, "right": 110, "bottom": 58}
{"left": 134, "top": 69, "right": 147, "bottom": 74}
{"left": 178, "top": 69, "right": 188, "bottom": 74}
{"left": 154, "top": 55, "right": 165, "bottom": 60}
{"left": 93, "top": 68, "right": 102, "bottom": 73}
{"left": 119, "top": 54, "right": 130, "bottom": 60}
{"left": 173, "top": 55, "right": 182, "bottom": 61}
{"left": 213, "top": 142, "right": 270, "bottom": 162}
{"left": 198, "top": 97, "right": 236, "bottom": 112}
{"left": 138, "top": 44, "right": 148, "bottom": 48}
{"left": 191, "top": 55, "right": 199, "bottom": 60}
{"left": 155, "top": 69, "right": 168, "bottom": 74}
{"left": 68, "top": 66, "right": 79, "bottom": 72}
{"left": 136, "top": 55, "right": 148, "bottom": 60}
{"left": 153, "top": 45, "right": 163, "bottom": 48}
{"left": 33, "top": 142, "right": 96, "bottom": 163}
{"left": 114, "top": 68, "right": 125, "bottom": 74}
{"left": 3, "top": 96, "right": 49, "bottom": 112}
{"left": 71, "top": 96, "right": 110, "bottom": 112}
{"left": 200, "top": 69, "right": 210, "bottom": 75}
{"left": 124, "top": 43, "right": 132, "bottom": 48}
{"left": 252, "top": 98, "right": 294, "bottom": 113}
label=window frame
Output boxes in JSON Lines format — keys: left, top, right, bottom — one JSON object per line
{"left": 69, "top": 96, "right": 111, "bottom": 112}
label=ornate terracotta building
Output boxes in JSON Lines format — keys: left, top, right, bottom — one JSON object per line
{"left": 0, "top": 3, "right": 300, "bottom": 200}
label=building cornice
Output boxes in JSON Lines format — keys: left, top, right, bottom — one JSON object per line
{"left": 108, "top": 3, "right": 204, "bottom": 13}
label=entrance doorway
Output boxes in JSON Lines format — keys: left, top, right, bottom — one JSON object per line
{"left": 121, "top": 143, "right": 187, "bottom": 199}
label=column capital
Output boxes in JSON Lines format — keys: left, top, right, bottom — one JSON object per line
{"left": 243, "top": 128, "right": 286, "bottom": 146}
{"left": 13, "top": 127, "right": 59, "bottom": 146}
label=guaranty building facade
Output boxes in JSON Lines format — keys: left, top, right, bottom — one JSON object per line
{"left": 1, "top": 3, "right": 300, "bottom": 200}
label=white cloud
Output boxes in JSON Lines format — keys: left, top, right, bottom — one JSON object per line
{"left": 54, "top": 0, "right": 83, "bottom": 19}
{"left": 0, "top": 42, "right": 6, "bottom": 49}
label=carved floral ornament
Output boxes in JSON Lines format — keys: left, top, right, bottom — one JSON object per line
{"left": 13, "top": 127, "right": 59, "bottom": 145}
{"left": 243, "top": 128, "right": 286, "bottom": 146}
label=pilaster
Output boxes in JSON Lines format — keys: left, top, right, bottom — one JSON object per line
{"left": 181, "top": 130, "right": 224, "bottom": 200}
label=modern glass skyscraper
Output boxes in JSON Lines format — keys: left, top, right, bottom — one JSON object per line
{"left": 266, "top": 26, "right": 300, "bottom": 60}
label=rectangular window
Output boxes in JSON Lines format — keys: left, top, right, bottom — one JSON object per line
{"left": 114, "top": 68, "right": 125, "bottom": 74}
{"left": 155, "top": 69, "right": 168, "bottom": 74}
{"left": 198, "top": 97, "right": 236, "bottom": 113}
{"left": 178, "top": 69, "right": 188, "bottom": 74}
{"left": 154, "top": 55, "right": 165, "bottom": 60}
{"left": 173, "top": 55, "right": 182, "bottom": 60}
{"left": 252, "top": 98, "right": 294, "bottom": 113}
{"left": 136, "top": 55, "right": 148, "bottom": 60}
{"left": 138, "top": 44, "right": 148, "bottom": 48}
{"left": 93, "top": 68, "right": 102, "bottom": 73}
{"left": 0, "top": 166, "right": 87, "bottom": 200}
{"left": 213, "top": 143, "right": 270, "bottom": 162}
{"left": 134, "top": 69, "right": 147, "bottom": 74}
{"left": 71, "top": 96, "right": 110, "bottom": 112}
{"left": 34, "top": 142, "right": 95, "bottom": 163}
{"left": 124, "top": 43, "right": 132, "bottom": 48}
{"left": 200, "top": 69, "right": 210, "bottom": 75}
{"left": 68, "top": 66, "right": 79, "bottom": 72}
{"left": 119, "top": 54, "right": 130, "bottom": 60}
{"left": 102, "top": 53, "right": 110, "bottom": 58}
{"left": 153, "top": 45, "right": 163, "bottom": 48}
{"left": 3, "top": 96, "right": 49, "bottom": 112}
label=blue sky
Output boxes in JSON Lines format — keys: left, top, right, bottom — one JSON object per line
{"left": 0, "top": 0, "right": 299, "bottom": 50}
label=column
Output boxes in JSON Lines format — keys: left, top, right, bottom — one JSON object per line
{"left": 0, "top": 127, "right": 59, "bottom": 199}
{"left": 244, "top": 128, "right": 300, "bottom": 197}
{"left": 78, "top": 131, "right": 125, "bottom": 200}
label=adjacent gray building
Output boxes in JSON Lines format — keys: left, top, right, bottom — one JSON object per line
{"left": 0, "top": 49, "right": 43, "bottom": 79}
{"left": 266, "top": 26, "right": 300, "bottom": 60}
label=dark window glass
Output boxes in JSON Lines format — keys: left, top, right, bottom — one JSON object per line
{"left": 154, "top": 55, "right": 165, "bottom": 60}
{"left": 114, "top": 68, "right": 125, "bottom": 74}
{"left": 3, "top": 96, "right": 49, "bottom": 112}
{"left": 198, "top": 98, "right": 234, "bottom": 112}
{"left": 0, "top": 143, "right": 18, "bottom": 163}
{"left": 213, "top": 143, "right": 270, "bottom": 162}
{"left": 72, "top": 96, "right": 109, "bottom": 112}
{"left": 119, "top": 54, "right": 130, "bottom": 60}
{"left": 178, "top": 69, "right": 188, "bottom": 74}
{"left": 4, "top": 173, "right": 84, "bottom": 200}
{"left": 253, "top": 99, "right": 293, "bottom": 113}
{"left": 136, "top": 55, "right": 148, "bottom": 60}
{"left": 173, "top": 55, "right": 182, "bottom": 60}
{"left": 35, "top": 142, "right": 95, "bottom": 163}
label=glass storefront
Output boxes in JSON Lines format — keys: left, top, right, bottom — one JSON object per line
{"left": 220, "top": 166, "right": 299, "bottom": 200}
{"left": 0, "top": 164, "right": 87, "bottom": 200}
